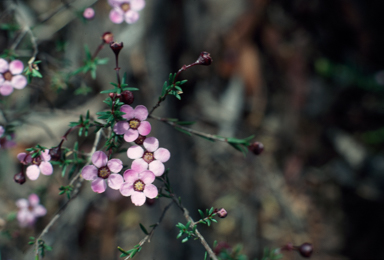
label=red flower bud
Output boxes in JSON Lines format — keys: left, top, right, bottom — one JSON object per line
{"left": 102, "top": 32, "right": 114, "bottom": 44}
{"left": 120, "top": 90, "right": 134, "bottom": 105}
{"left": 248, "top": 141, "right": 264, "bottom": 155}
{"left": 110, "top": 42, "right": 123, "bottom": 56}
{"left": 134, "top": 135, "right": 146, "bottom": 145}
{"left": 196, "top": 52, "right": 212, "bottom": 65}
{"left": 298, "top": 243, "right": 313, "bottom": 258}
{"left": 49, "top": 146, "right": 62, "bottom": 161}
{"left": 14, "top": 172, "right": 26, "bottom": 184}
{"left": 217, "top": 208, "right": 228, "bottom": 218}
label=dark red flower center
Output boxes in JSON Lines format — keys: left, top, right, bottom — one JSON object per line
{"left": 143, "top": 151, "right": 154, "bottom": 163}
{"left": 3, "top": 71, "right": 12, "bottom": 81}
{"left": 98, "top": 166, "right": 111, "bottom": 179}
{"left": 129, "top": 119, "right": 140, "bottom": 130}
{"left": 31, "top": 156, "right": 42, "bottom": 165}
{"left": 121, "top": 3, "right": 131, "bottom": 12}
{"left": 133, "top": 179, "right": 145, "bottom": 192}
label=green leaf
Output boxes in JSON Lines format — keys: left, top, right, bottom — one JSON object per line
{"left": 84, "top": 45, "right": 91, "bottom": 60}
{"left": 61, "top": 164, "right": 67, "bottom": 177}
{"left": 228, "top": 143, "right": 248, "bottom": 157}
{"left": 208, "top": 207, "right": 214, "bottom": 215}
{"left": 182, "top": 237, "right": 189, "bottom": 243}
{"left": 175, "top": 127, "right": 191, "bottom": 136}
{"left": 139, "top": 223, "right": 149, "bottom": 235}
{"left": 196, "top": 134, "right": 215, "bottom": 142}
{"left": 176, "top": 121, "right": 195, "bottom": 126}
{"left": 117, "top": 246, "right": 128, "bottom": 254}
{"left": 198, "top": 209, "right": 205, "bottom": 218}
{"left": 100, "top": 89, "right": 118, "bottom": 94}
{"left": 122, "top": 87, "right": 139, "bottom": 91}
{"left": 96, "top": 58, "right": 109, "bottom": 65}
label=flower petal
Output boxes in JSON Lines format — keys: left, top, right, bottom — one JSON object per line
{"left": 120, "top": 105, "right": 134, "bottom": 120}
{"left": 154, "top": 148, "right": 171, "bottom": 162}
{"left": 139, "top": 170, "right": 155, "bottom": 184}
{"left": 91, "top": 178, "right": 107, "bottom": 193}
{"left": 107, "top": 173, "right": 124, "bottom": 190}
{"left": 144, "top": 184, "right": 158, "bottom": 199}
{"left": 16, "top": 198, "right": 28, "bottom": 209}
{"left": 17, "top": 152, "right": 27, "bottom": 163}
{"left": 131, "top": 159, "right": 148, "bottom": 172}
{"left": 17, "top": 209, "right": 34, "bottom": 227}
{"left": 0, "top": 82, "right": 13, "bottom": 96}
{"left": 9, "top": 60, "right": 24, "bottom": 74}
{"left": 26, "top": 165, "right": 40, "bottom": 180}
{"left": 131, "top": 191, "right": 146, "bottom": 206}
{"left": 107, "top": 158, "right": 123, "bottom": 173}
{"left": 123, "top": 169, "right": 139, "bottom": 183}
{"left": 133, "top": 105, "right": 148, "bottom": 121}
{"left": 120, "top": 183, "right": 134, "bottom": 196}
{"left": 41, "top": 149, "right": 51, "bottom": 162}
{"left": 109, "top": 9, "right": 124, "bottom": 24}
{"left": 11, "top": 75, "right": 27, "bottom": 89}
{"left": 0, "top": 59, "right": 8, "bottom": 73}
{"left": 33, "top": 205, "right": 47, "bottom": 217}
{"left": 137, "top": 121, "right": 151, "bottom": 136}
{"left": 127, "top": 145, "right": 144, "bottom": 159}
{"left": 148, "top": 160, "right": 165, "bottom": 176}
{"left": 92, "top": 151, "right": 108, "bottom": 168}
{"left": 131, "top": 0, "right": 145, "bottom": 11}
{"left": 124, "top": 128, "right": 139, "bottom": 142}
{"left": 113, "top": 121, "right": 129, "bottom": 135}
{"left": 143, "top": 137, "right": 159, "bottom": 152}
{"left": 28, "top": 194, "right": 40, "bottom": 206}
{"left": 39, "top": 161, "right": 53, "bottom": 175}
{"left": 125, "top": 10, "right": 139, "bottom": 24}
{"left": 81, "top": 165, "right": 98, "bottom": 180}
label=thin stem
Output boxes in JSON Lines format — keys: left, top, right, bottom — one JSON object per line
{"left": 34, "top": 130, "right": 101, "bottom": 257}
{"left": 91, "top": 41, "right": 106, "bottom": 60}
{"left": 149, "top": 115, "right": 228, "bottom": 142}
{"left": 123, "top": 202, "right": 173, "bottom": 260}
{"left": 148, "top": 63, "right": 198, "bottom": 116}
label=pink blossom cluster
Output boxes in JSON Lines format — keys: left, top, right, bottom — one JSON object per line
{"left": 16, "top": 194, "right": 47, "bottom": 227}
{"left": 17, "top": 150, "right": 53, "bottom": 181}
{"left": 81, "top": 104, "right": 171, "bottom": 206}
{"left": 108, "top": 0, "right": 145, "bottom": 24}
{"left": 0, "top": 58, "right": 27, "bottom": 96}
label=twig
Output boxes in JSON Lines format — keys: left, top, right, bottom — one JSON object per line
{"left": 149, "top": 114, "right": 228, "bottom": 142}
{"left": 34, "top": 130, "right": 101, "bottom": 257}
{"left": 170, "top": 196, "right": 218, "bottom": 260}
{"left": 123, "top": 202, "right": 173, "bottom": 260}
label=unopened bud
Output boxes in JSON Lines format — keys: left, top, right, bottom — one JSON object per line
{"left": 298, "top": 243, "right": 313, "bottom": 258}
{"left": 102, "top": 32, "right": 114, "bottom": 44}
{"left": 49, "top": 146, "right": 62, "bottom": 161}
{"left": 134, "top": 135, "right": 146, "bottom": 145}
{"left": 120, "top": 90, "right": 134, "bottom": 105}
{"left": 196, "top": 52, "right": 212, "bottom": 65}
{"left": 110, "top": 42, "right": 124, "bottom": 56}
{"left": 216, "top": 208, "right": 228, "bottom": 218}
{"left": 14, "top": 172, "right": 26, "bottom": 185}
{"left": 83, "top": 7, "right": 95, "bottom": 20}
{"left": 249, "top": 141, "right": 264, "bottom": 155}
{"left": 146, "top": 198, "right": 156, "bottom": 206}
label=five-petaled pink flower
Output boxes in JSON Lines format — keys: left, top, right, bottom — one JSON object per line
{"left": 127, "top": 137, "right": 170, "bottom": 176}
{"left": 16, "top": 194, "right": 47, "bottom": 227}
{"left": 113, "top": 105, "right": 151, "bottom": 142}
{"left": 108, "top": 0, "right": 145, "bottom": 24}
{"left": 120, "top": 169, "right": 158, "bottom": 206}
{"left": 83, "top": 7, "right": 95, "bottom": 19}
{"left": 81, "top": 151, "right": 124, "bottom": 193}
{"left": 17, "top": 150, "right": 53, "bottom": 181}
{"left": 0, "top": 58, "right": 27, "bottom": 96}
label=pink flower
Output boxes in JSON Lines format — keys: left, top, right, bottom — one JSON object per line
{"left": 127, "top": 137, "right": 170, "bottom": 176}
{"left": 17, "top": 150, "right": 53, "bottom": 181}
{"left": 16, "top": 194, "right": 47, "bottom": 227}
{"left": 83, "top": 7, "right": 95, "bottom": 19}
{"left": 113, "top": 105, "right": 151, "bottom": 142}
{"left": 81, "top": 151, "right": 124, "bottom": 193}
{"left": 120, "top": 169, "right": 158, "bottom": 206}
{"left": 0, "top": 58, "right": 27, "bottom": 96}
{"left": 108, "top": 0, "right": 145, "bottom": 24}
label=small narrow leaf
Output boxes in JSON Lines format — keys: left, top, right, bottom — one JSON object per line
{"left": 139, "top": 223, "right": 149, "bottom": 235}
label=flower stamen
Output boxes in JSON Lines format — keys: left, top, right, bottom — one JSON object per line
{"left": 133, "top": 180, "right": 145, "bottom": 191}
{"left": 129, "top": 119, "right": 140, "bottom": 130}
{"left": 121, "top": 3, "right": 131, "bottom": 12}
{"left": 142, "top": 151, "right": 154, "bottom": 163}
{"left": 98, "top": 166, "right": 111, "bottom": 179}
{"left": 3, "top": 71, "right": 12, "bottom": 81}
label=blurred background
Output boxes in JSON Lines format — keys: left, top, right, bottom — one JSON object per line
{"left": 1, "top": 0, "right": 384, "bottom": 259}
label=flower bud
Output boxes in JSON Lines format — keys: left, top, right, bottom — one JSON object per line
{"left": 49, "top": 146, "right": 62, "bottom": 161}
{"left": 120, "top": 90, "right": 134, "bottom": 105}
{"left": 14, "top": 172, "right": 26, "bottom": 185}
{"left": 134, "top": 135, "right": 146, "bottom": 145}
{"left": 102, "top": 32, "right": 114, "bottom": 44}
{"left": 83, "top": 7, "right": 95, "bottom": 20}
{"left": 248, "top": 141, "right": 264, "bottom": 155}
{"left": 110, "top": 42, "right": 124, "bottom": 56}
{"left": 196, "top": 52, "right": 212, "bottom": 65}
{"left": 298, "top": 243, "right": 313, "bottom": 258}
{"left": 216, "top": 208, "right": 228, "bottom": 218}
